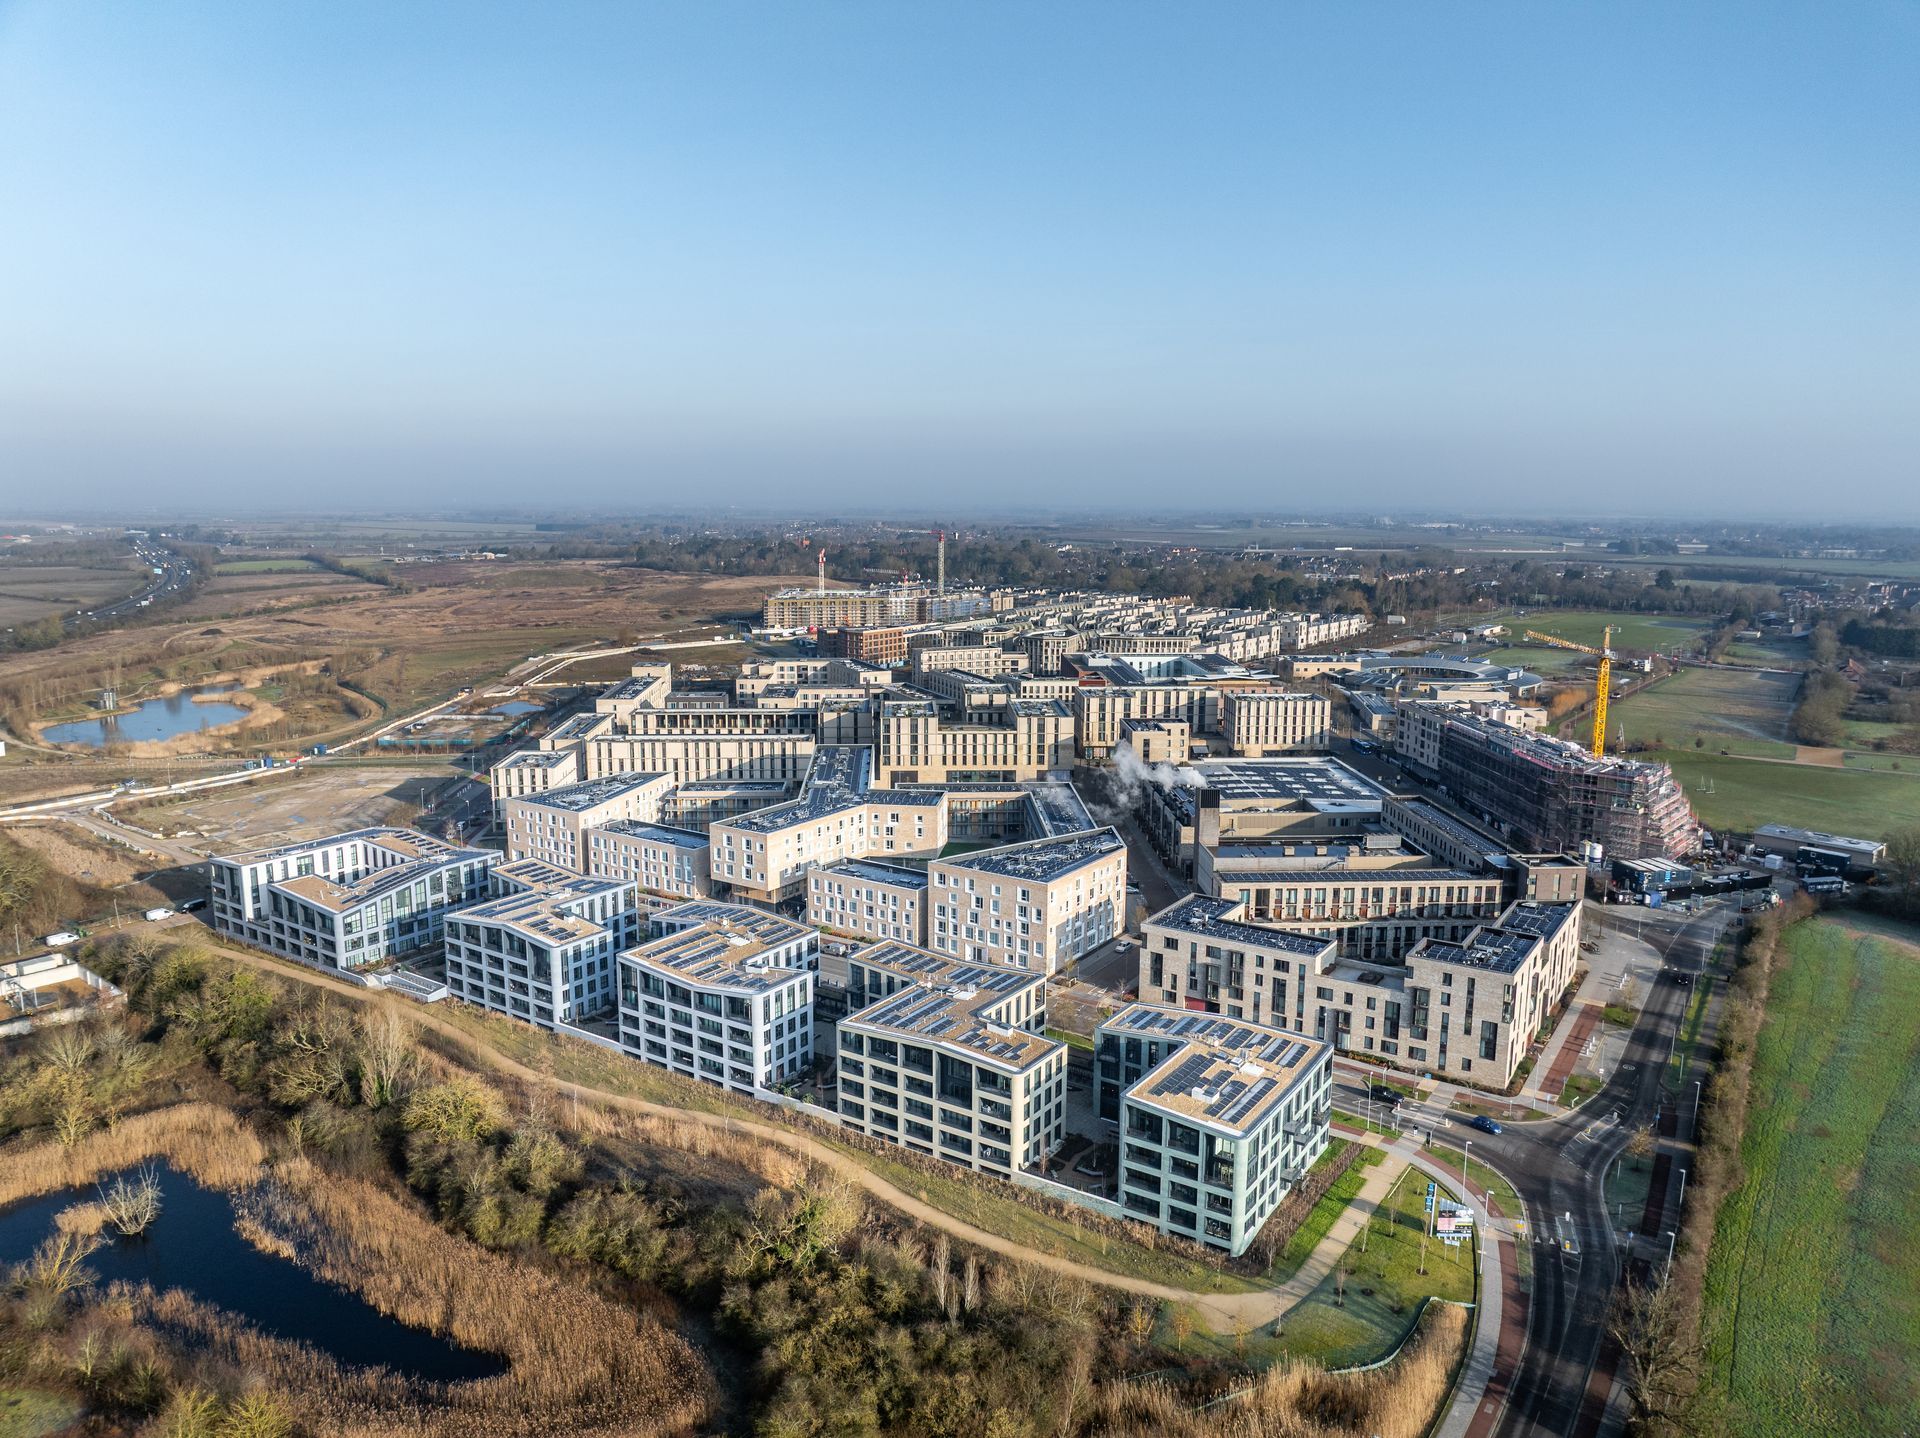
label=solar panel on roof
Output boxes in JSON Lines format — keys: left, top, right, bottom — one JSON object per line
{"left": 1219, "top": 1076, "right": 1276, "bottom": 1126}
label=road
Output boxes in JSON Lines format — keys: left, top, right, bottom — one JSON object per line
{"left": 1433, "top": 901, "right": 1728, "bottom": 1438}
{"left": 68, "top": 539, "right": 194, "bottom": 626}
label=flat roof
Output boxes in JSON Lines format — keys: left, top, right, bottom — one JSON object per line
{"left": 816, "top": 859, "right": 929, "bottom": 890}
{"left": 1196, "top": 757, "right": 1387, "bottom": 805}
{"left": 514, "top": 771, "right": 668, "bottom": 812}
{"left": 221, "top": 825, "right": 479, "bottom": 868}
{"left": 1753, "top": 823, "right": 1885, "bottom": 857}
{"left": 1103, "top": 1003, "right": 1327, "bottom": 1137}
{"left": 1145, "top": 894, "right": 1333, "bottom": 957}
{"left": 848, "top": 940, "right": 1041, "bottom": 997}
{"left": 937, "top": 827, "right": 1124, "bottom": 882}
{"left": 626, "top": 920, "right": 810, "bottom": 993}
{"left": 843, "top": 982, "right": 1058, "bottom": 1072}
{"left": 1410, "top": 902, "right": 1576, "bottom": 973}
{"left": 456, "top": 867, "right": 631, "bottom": 945}
{"left": 595, "top": 820, "right": 710, "bottom": 850}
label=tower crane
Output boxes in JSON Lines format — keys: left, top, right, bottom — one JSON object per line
{"left": 1524, "top": 625, "right": 1614, "bottom": 757}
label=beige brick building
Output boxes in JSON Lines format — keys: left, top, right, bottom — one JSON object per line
{"left": 928, "top": 828, "right": 1127, "bottom": 974}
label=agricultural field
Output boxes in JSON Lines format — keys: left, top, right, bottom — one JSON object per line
{"left": 1501, "top": 608, "right": 1714, "bottom": 655}
{"left": 1612, "top": 667, "right": 1800, "bottom": 758}
{"left": 0, "top": 561, "right": 143, "bottom": 627}
{"left": 1700, "top": 916, "right": 1920, "bottom": 1436}
{"left": 1655, "top": 750, "right": 1920, "bottom": 839}
{"left": 1720, "top": 633, "right": 1806, "bottom": 669}
{"left": 212, "top": 557, "right": 323, "bottom": 574}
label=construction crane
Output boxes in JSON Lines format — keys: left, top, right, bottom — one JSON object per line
{"left": 1525, "top": 626, "right": 1614, "bottom": 757}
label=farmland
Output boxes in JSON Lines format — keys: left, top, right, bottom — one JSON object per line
{"left": 0, "top": 561, "right": 144, "bottom": 627}
{"left": 1655, "top": 750, "right": 1920, "bottom": 839}
{"left": 1612, "top": 667, "right": 1800, "bottom": 758}
{"left": 1700, "top": 916, "right": 1920, "bottom": 1436}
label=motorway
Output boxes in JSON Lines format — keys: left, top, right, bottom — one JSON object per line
{"left": 68, "top": 538, "right": 195, "bottom": 626}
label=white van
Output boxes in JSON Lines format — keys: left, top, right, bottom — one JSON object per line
{"left": 143, "top": 907, "right": 174, "bottom": 922}
{"left": 43, "top": 931, "right": 80, "bottom": 947}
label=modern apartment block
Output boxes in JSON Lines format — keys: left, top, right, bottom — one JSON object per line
{"left": 1095, "top": 1004, "right": 1332, "bottom": 1256}
{"left": 874, "top": 697, "right": 1074, "bottom": 784}
{"left": 209, "top": 828, "right": 494, "bottom": 970}
{"left": 807, "top": 860, "right": 929, "bottom": 946}
{"left": 762, "top": 583, "right": 927, "bottom": 630}
{"left": 837, "top": 942, "right": 1066, "bottom": 1174}
{"left": 1219, "top": 690, "right": 1333, "bottom": 756}
{"left": 928, "top": 828, "right": 1127, "bottom": 973}
{"left": 616, "top": 902, "right": 817, "bottom": 1093}
{"left": 443, "top": 859, "right": 639, "bottom": 1028}
{"left": 1407, "top": 707, "right": 1699, "bottom": 860}
{"left": 1137, "top": 892, "right": 1581, "bottom": 1087}
{"left": 584, "top": 820, "right": 716, "bottom": 900}
{"left": 501, "top": 772, "right": 673, "bottom": 869}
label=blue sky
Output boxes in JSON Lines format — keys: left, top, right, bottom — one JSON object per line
{"left": 1, "top": 1, "right": 1915, "bottom": 517}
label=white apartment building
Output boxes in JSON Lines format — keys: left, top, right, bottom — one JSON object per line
{"left": 209, "top": 829, "right": 495, "bottom": 971}
{"left": 1095, "top": 1003, "right": 1332, "bottom": 1256}
{"left": 874, "top": 698, "right": 1074, "bottom": 785}
{"left": 501, "top": 772, "right": 673, "bottom": 870}
{"left": 616, "top": 902, "right": 817, "bottom": 1093}
{"left": 837, "top": 942, "right": 1066, "bottom": 1175}
{"left": 807, "top": 860, "right": 930, "bottom": 947}
{"left": 928, "top": 828, "right": 1128, "bottom": 974}
{"left": 1220, "top": 690, "right": 1333, "bottom": 756}
{"left": 585, "top": 820, "right": 716, "bottom": 900}
{"left": 443, "top": 859, "right": 639, "bottom": 1028}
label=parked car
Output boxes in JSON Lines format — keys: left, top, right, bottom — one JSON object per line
{"left": 1368, "top": 1083, "right": 1402, "bottom": 1103}
{"left": 43, "top": 931, "right": 80, "bottom": 947}
{"left": 1467, "top": 1115, "right": 1504, "bottom": 1135}
{"left": 179, "top": 897, "right": 208, "bottom": 913}
{"left": 142, "top": 907, "right": 174, "bottom": 922}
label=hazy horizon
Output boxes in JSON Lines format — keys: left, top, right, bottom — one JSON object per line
{"left": 2, "top": 2, "right": 1915, "bottom": 520}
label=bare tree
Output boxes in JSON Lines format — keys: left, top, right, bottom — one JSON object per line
{"left": 1610, "top": 1276, "right": 1704, "bottom": 1437}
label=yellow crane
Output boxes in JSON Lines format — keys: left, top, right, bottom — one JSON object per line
{"left": 1525, "top": 626, "right": 1614, "bottom": 756}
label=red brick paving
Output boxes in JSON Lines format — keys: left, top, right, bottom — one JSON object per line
{"left": 1540, "top": 1004, "right": 1601, "bottom": 1099}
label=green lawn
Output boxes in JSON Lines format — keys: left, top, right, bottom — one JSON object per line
{"left": 1721, "top": 635, "right": 1807, "bottom": 668}
{"left": 1611, "top": 667, "right": 1799, "bottom": 758}
{"left": 1268, "top": 1140, "right": 1372, "bottom": 1281}
{"left": 1274, "top": 1168, "right": 1477, "bottom": 1366}
{"left": 1700, "top": 917, "right": 1920, "bottom": 1435}
{"left": 1654, "top": 749, "right": 1920, "bottom": 840}
{"left": 1666, "top": 974, "right": 1715, "bottom": 1095}
{"left": 1505, "top": 609, "right": 1714, "bottom": 656}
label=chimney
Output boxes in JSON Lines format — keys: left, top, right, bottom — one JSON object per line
{"left": 817, "top": 548, "right": 827, "bottom": 596}
{"left": 936, "top": 529, "right": 946, "bottom": 597}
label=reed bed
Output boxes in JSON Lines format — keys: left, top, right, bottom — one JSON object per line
{"left": 0, "top": 1102, "right": 266, "bottom": 1206}
{"left": 222, "top": 1157, "right": 712, "bottom": 1436}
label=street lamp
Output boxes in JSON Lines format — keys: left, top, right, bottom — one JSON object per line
{"left": 1692, "top": 1079, "right": 1703, "bottom": 1135}
{"left": 1678, "top": 1167, "right": 1688, "bottom": 1208}
{"left": 1462, "top": 1139, "right": 1472, "bottom": 1204}
{"left": 1664, "top": 1229, "right": 1678, "bottom": 1280}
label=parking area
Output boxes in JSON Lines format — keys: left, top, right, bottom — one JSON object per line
{"left": 126, "top": 766, "right": 466, "bottom": 847}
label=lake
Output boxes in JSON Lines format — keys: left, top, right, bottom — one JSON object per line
{"left": 43, "top": 688, "right": 250, "bottom": 747}
{"left": 0, "top": 1164, "right": 505, "bottom": 1382}
{"left": 491, "top": 700, "right": 542, "bottom": 716}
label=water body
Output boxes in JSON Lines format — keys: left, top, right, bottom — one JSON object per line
{"left": 44, "top": 687, "right": 250, "bottom": 747}
{"left": 0, "top": 1165, "right": 505, "bottom": 1382}
{"left": 491, "top": 700, "right": 541, "bottom": 716}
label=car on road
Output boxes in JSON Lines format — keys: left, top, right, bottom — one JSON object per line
{"left": 179, "top": 897, "right": 208, "bottom": 913}
{"left": 1466, "top": 1114, "right": 1504, "bottom": 1135}
{"left": 142, "top": 907, "right": 174, "bottom": 922}
{"left": 43, "top": 931, "right": 81, "bottom": 947}
{"left": 1669, "top": 971, "right": 1694, "bottom": 986}
{"left": 1112, "top": 939, "right": 1132, "bottom": 952}
{"left": 1367, "top": 1082, "right": 1402, "bottom": 1103}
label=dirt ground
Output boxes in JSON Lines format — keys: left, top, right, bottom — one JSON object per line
{"left": 5, "top": 822, "right": 158, "bottom": 888}
{"left": 125, "top": 767, "right": 459, "bottom": 846}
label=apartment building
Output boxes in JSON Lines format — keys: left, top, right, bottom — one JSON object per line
{"left": 837, "top": 942, "right": 1066, "bottom": 1174}
{"left": 874, "top": 698, "right": 1074, "bottom": 784}
{"left": 711, "top": 747, "right": 947, "bottom": 904}
{"left": 1137, "top": 893, "right": 1580, "bottom": 1087}
{"left": 817, "top": 625, "right": 914, "bottom": 667}
{"left": 209, "top": 828, "right": 494, "bottom": 971}
{"left": 585, "top": 820, "right": 716, "bottom": 900}
{"left": 1095, "top": 1004, "right": 1332, "bottom": 1256}
{"left": 1220, "top": 690, "right": 1333, "bottom": 756}
{"left": 807, "top": 860, "right": 929, "bottom": 946}
{"left": 928, "top": 828, "right": 1127, "bottom": 974}
{"left": 763, "top": 584, "right": 925, "bottom": 629}
{"left": 501, "top": 772, "right": 673, "bottom": 870}
{"left": 911, "top": 646, "right": 1030, "bottom": 683}
{"left": 443, "top": 859, "right": 639, "bottom": 1028}
{"left": 616, "top": 903, "right": 817, "bottom": 1093}
{"left": 585, "top": 709, "right": 818, "bottom": 788}
{"left": 490, "top": 747, "right": 582, "bottom": 804}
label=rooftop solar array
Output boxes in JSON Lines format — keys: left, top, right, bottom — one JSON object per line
{"left": 519, "top": 771, "right": 668, "bottom": 812}
{"left": 820, "top": 859, "right": 930, "bottom": 889}
{"left": 1412, "top": 902, "right": 1573, "bottom": 972}
{"left": 626, "top": 923, "right": 808, "bottom": 992}
{"left": 1146, "top": 894, "right": 1334, "bottom": 956}
{"left": 849, "top": 941, "right": 1038, "bottom": 996}
{"left": 597, "top": 820, "right": 711, "bottom": 850}
{"left": 1105, "top": 1002, "right": 1324, "bottom": 1134}
{"left": 940, "top": 827, "right": 1124, "bottom": 882}
{"left": 845, "top": 981, "right": 1057, "bottom": 1070}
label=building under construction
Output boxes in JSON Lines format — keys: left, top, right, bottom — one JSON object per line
{"left": 1432, "top": 710, "right": 1698, "bottom": 860}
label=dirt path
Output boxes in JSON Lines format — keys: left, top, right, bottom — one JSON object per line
{"left": 187, "top": 932, "right": 1409, "bottom": 1331}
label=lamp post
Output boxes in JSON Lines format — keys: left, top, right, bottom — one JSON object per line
{"left": 1679, "top": 1167, "right": 1688, "bottom": 1208}
{"left": 1664, "top": 1229, "right": 1678, "bottom": 1280}
{"left": 1692, "top": 1078, "right": 1703, "bottom": 1135}
{"left": 1462, "top": 1139, "right": 1472, "bottom": 1204}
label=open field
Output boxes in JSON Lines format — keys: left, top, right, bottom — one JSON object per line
{"left": 123, "top": 765, "right": 459, "bottom": 844}
{"left": 212, "top": 557, "right": 323, "bottom": 574}
{"left": 1721, "top": 634, "right": 1807, "bottom": 668}
{"left": 0, "top": 561, "right": 797, "bottom": 767}
{"left": 1655, "top": 749, "right": 1920, "bottom": 839}
{"left": 1612, "top": 667, "right": 1800, "bottom": 758}
{"left": 1700, "top": 915, "right": 1920, "bottom": 1436}
{"left": 0, "top": 562, "right": 143, "bottom": 627}
{"left": 1475, "top": 642, "right": 1592, "bottom": 677}
{"left": 1501, "top": 609, "right": 1714, "bottom": 655}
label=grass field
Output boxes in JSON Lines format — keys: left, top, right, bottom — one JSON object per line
{"left": 1268, "top": 1140, "right": 1374, "bottom": 1281}
{"left": 1502, "top": 609, "right": 1714, "bottom": 655}
{"left": 1700, "top": 916, "right": 1920, "bottom": 1435}
{"left": 1274, "top": 1168, "right": 1476, "bottom": 1365}
{"left": 1655, "top": 750, "right": 1920, "bottom": 839}
{"left": 1612, "top": 667, "right": 1800, "bottom": 758}
{"left": 1721, "top": 634, "right": 1807, "bottom": 668}
{"left": 213, "top": 557, "right": 322, "bottom": 573}
{"left": 0, "top": 562, "right": 143, "bottom": 626}
{"left": 0, "top": 1388, "right": 81, "bottom": 1438}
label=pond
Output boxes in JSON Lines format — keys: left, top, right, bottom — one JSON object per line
{"left": 43, "top": 688, "right": 251, "bottom": 747}
{"left": 0, "top": 1164, "right": 505, "bottom": 1383}
{"left": 491, "top": 700, "right": 542, "bottom": 716}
